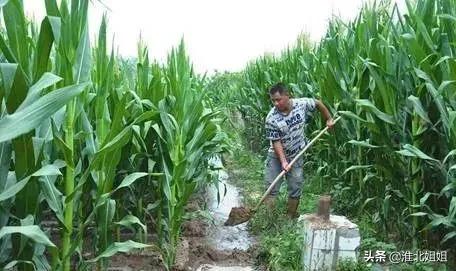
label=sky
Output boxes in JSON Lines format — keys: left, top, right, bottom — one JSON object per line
{"left": 23, "top": 0, "right": 406, "bottom": 74}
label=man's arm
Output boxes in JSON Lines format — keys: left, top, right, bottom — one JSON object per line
{"left": 272, "top": 140, "right": 291, "bottom": 172}
{"left": 315, "top": 99, "right": 334, "bottom": 129}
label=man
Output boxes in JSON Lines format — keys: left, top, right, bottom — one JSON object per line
{"left": 264, "top": 82, "right": 334, "bottom": 218}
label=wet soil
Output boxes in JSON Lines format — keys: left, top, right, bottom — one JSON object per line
{"left": 40, "top": 158, "right": 261, "bottom": 270}
{"left": 106, "top": 198, "right": 261, "bottom": 271}
{"left": 109, "top": 252, "right": 165, "bottom": 271}
{"left": 107, "top": 170, "right": 263, "bottom": 271}
{"left": 179, "top": 180, "right": 263, "bottom": 270}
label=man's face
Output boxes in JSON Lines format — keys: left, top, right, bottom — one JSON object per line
{"left": 270, "top": 92, "right": 289, "bottom": 112}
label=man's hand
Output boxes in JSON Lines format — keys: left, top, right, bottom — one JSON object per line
{"left": 316, "top": 100, "right": 335, "bottom": 130}
{"left": 272, "top": 140, "right": 290, "bottom": 172}
{"left": 326, "top": 118, "right": 335, "bottom": 130}
{"left": 281, "top": 161, "right": 291, "bottom": 172}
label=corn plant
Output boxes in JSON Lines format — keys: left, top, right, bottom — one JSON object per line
{"left": 126, "top": 41, "right": 228, "bottom": 269}
{"left": 0, "top": 0, "right": 89, "bottom": 270}
{"left": 54, "top": 9, "right": 159, "bottom": 270}
{"left": 0, "top": 1, "right": 231, "bottom": 270}
{"left": 215, "top": 0, "right": 456, "bottom": 254}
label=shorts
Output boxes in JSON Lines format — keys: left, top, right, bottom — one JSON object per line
{"left": 264, "top": 153, "right": 304, "bottom": 199}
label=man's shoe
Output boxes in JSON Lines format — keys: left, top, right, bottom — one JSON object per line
{"left": 264, "top": 195, "right": 276, "bottom": 209}
{"left": 286, "top": 197, "right": 300, "bottom": 219}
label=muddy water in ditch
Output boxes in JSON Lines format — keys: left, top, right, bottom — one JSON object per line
{"left": 200, "top": 169, "right": 255, "bottom": 270}
{"left": 207, "top": 170, "right": 254, "bottom": 250}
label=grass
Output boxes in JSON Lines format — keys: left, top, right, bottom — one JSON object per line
{"left": 224, "top": 139, "right": 323, "bottom": 270}
{"left": 224, "top": 137, "right": 453, "bottom": 271}
{"left": 212, "top": 0, "right": 456, "bottom": 256}
{"left": 2, "top": 0, "right": 455, "bottom": 269}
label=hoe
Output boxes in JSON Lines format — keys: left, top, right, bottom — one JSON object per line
{"left": 224, "top": 116, "right": 341, "bottom": 226}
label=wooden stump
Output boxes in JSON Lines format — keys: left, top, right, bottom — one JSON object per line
{"left": 317, "top": 195, "right": 331, "bottom": 221}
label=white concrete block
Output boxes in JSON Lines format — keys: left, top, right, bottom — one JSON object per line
{"left": 338, "top": 234, "right": 361, "bottom": 251}
{"left": 337, "top": 250, "right": 357, "bottom": 261}
{"left": 299, "top": 214, "right": 360, "bottom": 271}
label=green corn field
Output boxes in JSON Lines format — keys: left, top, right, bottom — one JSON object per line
{"left": 0, "top": 0, "right": 455, "bottom": 270}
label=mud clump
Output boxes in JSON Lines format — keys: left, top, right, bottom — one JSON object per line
{"left": 206, "top": 248, "right": 252, "bottom": 263}
{"left": 109, "top": 253, "right": 165, "bottom": 271}
{"left": 184, "top": 236, "right": 257, "bottom": 269}
{"left": 173, "top": 238, "right": 190, "bottom": 271}
{"left": 182, "top": 220, "right": 208, "bottom": 237}
{"left": 303, "top": 214, "right": 336, "bottom": 229}
{"left": 206, "top": 248, "right": 231, "bottom": 261}
{"left": 184, "top": 200, "right": 201, "bottom": 213}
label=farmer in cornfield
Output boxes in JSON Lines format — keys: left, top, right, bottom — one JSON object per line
{"left": 264, "top": 82, "right": 335, "bottom": 218}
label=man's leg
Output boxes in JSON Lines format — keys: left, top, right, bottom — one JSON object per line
{"left": 264, "top": 154, "right": 283, "bottom": 208}
{"left": 286, "top": 157, "right": 304, "bottom": 218}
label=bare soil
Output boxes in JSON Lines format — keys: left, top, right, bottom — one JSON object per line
{"left": 41, "top": 163, "right": 262, "bottom": 270}
{"left": 107, "top": 194, "right": 263, "bottom": 271}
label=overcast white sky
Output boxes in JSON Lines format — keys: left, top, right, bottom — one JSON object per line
{"left": 23, "top": 0, "right": 406, "bottom": 74}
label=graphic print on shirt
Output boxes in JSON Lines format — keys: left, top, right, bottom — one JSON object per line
{"left": 265, "top": 97, "right": 316, "bottom": 158}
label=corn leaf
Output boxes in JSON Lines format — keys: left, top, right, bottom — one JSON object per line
{"left": 396, "top": 144, "right": 440, "bottom": 163}
{"left": 87, "top": 240, "right": 151, "bottom": 263}
{"left": 347, "top": 139, "right": 381, "bottom": 148}
{"left": 0, "top": 82, "right": 88, "bottom": 143}
{"left": 407, "top": 95, "right": 431, "bottom": 123}
{"left": 355, "top": 99, "right": 395, "bottom": 124}
{"left": 33, "top": 17, "right": 56, "bottom": 82}
{"left": 115, "top": 215, "right": 147, "bottom": 235}
{"left": 17, "top": 72, "right": 62, "bottom": 111}
{"left": 113, "top": 172, "right": 149, "bottom": 192}
{"left": 39, "top": 175, "right": 65, "bottom": 226}
{"left": 0, "top": 162, "right": 63, "bottom": 201}
{"left": 0, "top": 225, "right": 55, "bottom": 247}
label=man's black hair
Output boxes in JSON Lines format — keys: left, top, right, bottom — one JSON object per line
{"left": 269, "top": 82, "right": 289, "bottom": 95}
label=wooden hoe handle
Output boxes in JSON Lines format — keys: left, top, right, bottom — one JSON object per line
{"left": 254, "top": 115, "right": 342, "bottom": 211}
